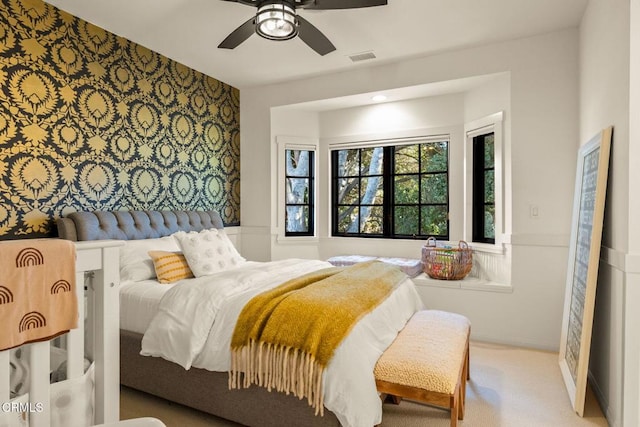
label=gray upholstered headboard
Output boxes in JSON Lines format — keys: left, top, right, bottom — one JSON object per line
{"left": 56, "top": 210, "right": 224, "bottom": 242}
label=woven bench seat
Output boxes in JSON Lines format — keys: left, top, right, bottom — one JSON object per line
{"left": 374, "top": 310, "right": 471, "bottom": 427}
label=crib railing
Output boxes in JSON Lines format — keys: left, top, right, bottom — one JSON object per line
{"left": 1, "top": 339, "right": 54, "bottom": 426}
{"left": 0, "top": 240, "right": 122, "bottom": 427}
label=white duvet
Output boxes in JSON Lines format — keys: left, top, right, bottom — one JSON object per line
{"left": 141, "top": 259, "right": 423, "bottom": 427}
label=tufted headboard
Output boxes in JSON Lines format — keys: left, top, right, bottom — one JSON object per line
{"left": 56, "top": 210, "right": 224, "bottom": 242}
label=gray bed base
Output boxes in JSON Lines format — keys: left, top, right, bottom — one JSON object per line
{"left": 57, "top": 210, "right": 341, "bottom": 427}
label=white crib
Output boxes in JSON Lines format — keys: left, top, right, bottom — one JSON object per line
{"left": 0, "top": 240, "right": 123, "bottom": 427}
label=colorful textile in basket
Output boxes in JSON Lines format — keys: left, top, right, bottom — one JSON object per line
{"left": 421, "top": 239, "right": 473, "bottom": 280}
{"left": 0, "top": 239, "right": 77, "bottom": 351}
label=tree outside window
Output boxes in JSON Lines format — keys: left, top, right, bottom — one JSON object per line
{"left": 334, "top": 147, "right": 384, "bottom": 234}
{"left": 285, "top": 149, "right": 314, "bottom": 236}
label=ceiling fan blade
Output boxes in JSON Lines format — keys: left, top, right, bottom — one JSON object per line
{"left": 303, "top": 0, "right": 387, "bottom": 10}
{"left": 218, "top": 0, "right": 258, "bottom": 6}
{"left": 297, "top": 15, "right": 336, "bottom": 56}
{"left": 218, "top": 17, "right": 256, "bottom": 49}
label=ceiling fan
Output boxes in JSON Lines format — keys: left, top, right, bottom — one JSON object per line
{"left": 218, "top": 0, "right": 388, "bottom": 56}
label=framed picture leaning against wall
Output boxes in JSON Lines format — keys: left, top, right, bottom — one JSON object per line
{"left": 559, "top": 126, "right": 612, "bottom": 416}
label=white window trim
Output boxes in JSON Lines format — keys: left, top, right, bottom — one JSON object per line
{"left": 464, "top": 112, "right": 505, "bottom": 253}
{"left": 276, "top": 135, "right": 319, "bottom": 242}
{"left": 324, "top": 125, "right": 453, "bottom": 150}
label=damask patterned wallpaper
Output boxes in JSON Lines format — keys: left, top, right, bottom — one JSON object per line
{"left": 0, "top": 0, "right": 241, "bottom": 239}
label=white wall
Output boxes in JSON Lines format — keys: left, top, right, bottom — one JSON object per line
{"left": 241, "top": 28, "right": 580, "bottom": 351}
{"left": 240, "top": 94, "right": 273, "bottom": 262}
{"left": 270, "top": 109, "right": 321, "bottom": 261}
{"left": 320, "top": 94, "right": 464, "bottom": 137}
{"left": 318, "top": 93, "right": 466, "bottom": 246}
{"left": 579, "top": 0, "right": 636, "bottom": 426}
{"left": 627, "top": 1, "right": 640, "bottom": 425}
{"left": 464, "top": 73, "right": 513, "bottom": 241}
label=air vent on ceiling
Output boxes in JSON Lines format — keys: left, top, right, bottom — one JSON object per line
{"left": 348, "top": 51, "right": 377, "bottom": 62}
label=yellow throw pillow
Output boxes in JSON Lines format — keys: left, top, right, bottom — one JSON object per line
{"left": 148, "top": 251, "right": 194, "bottom": 284}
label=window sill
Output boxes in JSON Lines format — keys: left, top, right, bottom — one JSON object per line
{"left": 412, "top": 273, "right": 512, "bottom": 293}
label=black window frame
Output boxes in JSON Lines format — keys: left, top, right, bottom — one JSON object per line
{"left": 331, "top": 141, "right": 449, "bottom": 240}
{"left": 284, "top": 149, "right": 315, "bottom": 237}
{"left": 472, "top": 132, "right": 495, "bottom": 244}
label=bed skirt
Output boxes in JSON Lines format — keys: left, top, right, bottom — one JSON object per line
{"left": 120, "top": 330, "right": 342, "bottom": 427}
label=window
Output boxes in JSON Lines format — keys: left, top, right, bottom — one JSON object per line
{"left": 331, "top": 139, "right": 449, "bottom": 239}
{"left": 285, "top": 149, "right": 314, "bottom": 236}
{"left": 277, "top": 136, "right": 318, "bottom": 240}
{"left": 464, "top": 111, "right": 503, "bottom": 249}
{"left": 472, "top": 133, "right": 495, "bottom": 243}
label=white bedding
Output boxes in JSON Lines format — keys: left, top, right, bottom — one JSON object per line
{"left": 140, "top": 258, "right": 423, "bottom": 427}
{"left": 120, "top": 280, "right": 174, "bottom": 334}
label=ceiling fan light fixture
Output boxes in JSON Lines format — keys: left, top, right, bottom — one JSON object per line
{"left": 255, "top": 2, "right": 298, "bottom": 41}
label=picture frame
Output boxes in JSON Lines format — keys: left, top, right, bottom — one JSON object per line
{"left": 559, "top": 126, "right": 612, "bottom": 416}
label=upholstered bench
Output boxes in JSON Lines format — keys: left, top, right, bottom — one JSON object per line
{"left": 374, "top": 310, "right": 471, "bottom": 427}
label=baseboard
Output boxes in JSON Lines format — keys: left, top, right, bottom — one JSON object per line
{"left": 470, "top": 334, "right": 558, "bottom": 353}
{"left": 588, "top": 371, "right": 618, "bottom": 427}
{"left": 600, "top": 245, "right": 640, "bottom": 274}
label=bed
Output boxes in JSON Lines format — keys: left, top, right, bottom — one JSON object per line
{"left": 56, "top": 210, "right": 423, "bottom": 427}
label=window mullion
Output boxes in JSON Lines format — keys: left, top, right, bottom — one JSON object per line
{"left": 383, "top": 146, "right": 393, "bottom": 237}
{"left": 331, "top": 150, "right": 338, "bottom": 235}
{"left": 417, "top": 144, "right": 423, "bottom": 238}
{"left": 472, "top": 137, "right": 484, "bottom": 242}
{"left": 308, "top": 151, "right": 315, "bottom": 235}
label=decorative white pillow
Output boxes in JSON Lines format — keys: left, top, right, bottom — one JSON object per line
{"left": 173, "top": 229, "right": 245, "bottom": 277}
{"left": 119, "top": 236, "right": 181, "bottom": 282}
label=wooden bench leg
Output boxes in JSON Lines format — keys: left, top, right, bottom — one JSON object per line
{"left": 466, "top": 344, "right": 470, "bottom": 380}
{"left": 382, "top": 394, "right": 402, "bottom": 405}
{"left": 458, "top": 336, "right": 469, "bottom": 420}
{"left": 450, "top": 387, "right": 459, "bottom": 427}
{"left": 458, "top": 381, "right": 464, "bottom": 420}
{"left": 462, "top": 346, "right": 468, "bottom": 409}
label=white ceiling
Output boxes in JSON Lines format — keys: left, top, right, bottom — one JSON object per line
{"left": 45, "top": 0, "right": 588, "bottom": 90}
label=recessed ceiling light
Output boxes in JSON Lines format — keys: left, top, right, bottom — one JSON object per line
{"left": 372, "top": 95, "right": 387, "bottom": 102}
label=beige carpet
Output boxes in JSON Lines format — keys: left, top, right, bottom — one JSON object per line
{"left": 121, "top": 341, "right": 609, "bottom": 427}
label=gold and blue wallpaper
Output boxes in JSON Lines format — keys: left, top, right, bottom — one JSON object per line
{"left": 0, "top": 0, "right": 240, "bottom": 239}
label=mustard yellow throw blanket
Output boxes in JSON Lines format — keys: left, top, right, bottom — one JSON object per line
{"left": 229, "top": 260, "right": 406, "bottom": 415}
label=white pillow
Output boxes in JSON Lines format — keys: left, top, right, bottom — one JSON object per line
{"left": 173, "top": 229, "right": 245, "bottom": 277}
{"left": 119, "top": 236, "right": 181, "bottom": 282}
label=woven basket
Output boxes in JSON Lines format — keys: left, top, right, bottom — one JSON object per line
{"left": 421, "top": 237, "right": 473, "bottom": 280}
